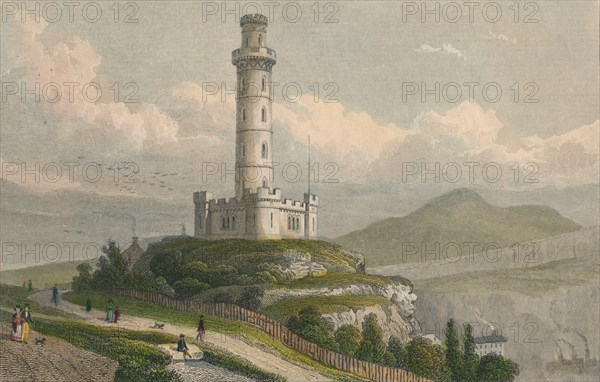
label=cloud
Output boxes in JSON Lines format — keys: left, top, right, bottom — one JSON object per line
{"left": 483, "top": 31, "right": 517, "bottom": 44}
{"left": 6, "top": 15, "right": 180, "bottom": 156}
{"left": 415, "top": 43, "right": 467, "bottom": 61}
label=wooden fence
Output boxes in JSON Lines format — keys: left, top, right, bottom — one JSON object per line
{"left": 113, "top": 289, "right": 431, "bottom": 382}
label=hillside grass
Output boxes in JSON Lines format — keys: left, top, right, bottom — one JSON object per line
{"left": 143, "top": 237, "right": 361, "bottom": 274}
{"left": 0, "top": 260, "right": 93, "bottom": 286}
{"left": 261, "top": 295, "right": 393, "bottom": 323}
{"left": 0, "top": 284, "right": 72, "bottom": 318}
{"left": 414, "top": 255, "right": 600, "bottom": 296}
{"left": 63, "top": 290, "right": 367, "bottom": 382}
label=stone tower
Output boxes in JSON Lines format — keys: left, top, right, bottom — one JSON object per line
{"left": 193, "top": 14, "right": 318, "bottom": 240}
{"left": 232, "top": 14, "right": 277, "bottom": 200}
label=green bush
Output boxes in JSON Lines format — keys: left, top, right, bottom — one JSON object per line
{"left": 287, "top": 306, "right": 337, "bottom": 351}
{"left": 335, "top": 325, "right": 361, "bottom": 356}
{"left": 173, "top": 278, "right": 211, "bottom": 298}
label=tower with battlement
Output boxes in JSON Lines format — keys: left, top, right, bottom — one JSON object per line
{"left": 194, "top": 14, "right": 318, "bottom": 240}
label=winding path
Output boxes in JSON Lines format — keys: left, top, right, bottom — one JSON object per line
{"left": 29, "top": 290, "right": 331, "bottom": 382}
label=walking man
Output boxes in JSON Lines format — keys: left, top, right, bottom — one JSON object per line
{"left": 50, "top": 285, "right": 59, "bottom": 306}
{"left": 196, "top": 315, "right": 206, "bottom": 341}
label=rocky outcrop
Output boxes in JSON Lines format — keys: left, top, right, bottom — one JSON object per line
{"left": 264, "top": 281, "right": 421, "bottom": 341}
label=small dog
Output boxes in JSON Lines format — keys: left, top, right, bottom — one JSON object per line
{"left": 151, "top": 322, "right": 165, "bottom": 329}
{"left": 35, "top": 338, "right": 47, "bottom": 345}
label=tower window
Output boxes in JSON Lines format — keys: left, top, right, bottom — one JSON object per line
{"left": 270, "top": 213, "right": 273, "bottom": 228}
{"left": 253, "top": 213, "right": 256, "bottom": 227}
{"left": 240, "top": 78, "right": 244, "bottom": 96}
{"left": 262, "top": 178, "right": 267, "bottom": 188}
{"left": 242, "top": 144, "right": 246, "bottom": 157}
{"left": 222, "top": 217, "right": 226, "bottom": 230}
{"left": 261, "top": 107, "right": 266, "bottom": 122}
{"left": 312, "top": 217, "right": 315, "bottom": 232}
{"left": 245, "top": 37, "right": 249, "bottom": 47}
{"left": 258, "top": 35, "right": 262, "bottom": 47}
{"left": 288, "top": 216, "right": 291, "bottom": 230}
{"left": 232, "top": 216, "right": 235, "bottom": 230}
{"left": 241, "top": 108, "right": 246, "bottom": 122}
{"left": 261, "top": 142, "right": 268, "bottom": 158}
{"left": 261, "top": 77, "right": 266, "bottom": 92}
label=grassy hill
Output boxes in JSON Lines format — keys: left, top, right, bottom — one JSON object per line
{"left": 0, "top": 260, "right": 94, "bottom": 287}
{"left": 135, "top": 236, "right": 365, "bottom": 275}
{"left": 414, "top": 255, "right": 599, "bottom": 297}
{"left": 335, "top": 188, "right": 582, "bottom": 267}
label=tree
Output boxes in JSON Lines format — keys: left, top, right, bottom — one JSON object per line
{"left": 172, "top": 278, "right": 210, "bottom": 298}
{"left": 287, "top": 305, "right": 337, "bottom": 350}
{"left": 72, "top": 262, "right": 93, "bottom": 291}
{"left": 180, "top": 261, "right": 210, "bottom": 282}
{"left": 149, "top": 248, "right": 183, "bottom": 284}
{"left": 403, "top": 337, "right": 451, "bottom": 382}
{"left": 356, "top": 313, "right": 395, "bottom": 365}
{"left": 462, "top": 324, "right": 479, "bottom": 382}
{"left": 236, "top": 286, "right": 264, "bottom": 311}
{"left": 477, "top": 353, "right": 519, "bottom": 382}
{"left": 91, "top": 240, "right": 128, "bottom": 290}
{"left": 388, "top": 336, "right": 407, "bottom": 368}
{"left": 445, "top": 319, "right": 463, "bottom": 382}
{"left": 335, "top": 325, "right": 361, "bottom": 356}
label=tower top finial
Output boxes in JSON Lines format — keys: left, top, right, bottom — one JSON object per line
{"left": 240, "top": 14, "right": 268, "bottom": 27}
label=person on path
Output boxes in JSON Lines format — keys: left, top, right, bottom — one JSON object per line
{"left": 106, "top": 300, "right": 114, "bottom": 323}
{"left": 196, "top": 315, "right": 205, "bottom": 341}
{"left": 177, "top": 334, "right": 192, "bottom": 360}
{"left": 11, "top": 305, "right": 23, "bottom": 342}
{"left": 50, "top": 285, "right": 59, "bottom": 306}
{"left": 114, "top": 306, "right": 121, "bottom": 324}
{"left": 21, "top": 304, "right": 33, "bottom": 344}
{"left": 85, "top": 297, "right": 92, "bottom": 312}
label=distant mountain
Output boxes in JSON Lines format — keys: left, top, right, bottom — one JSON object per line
{"left": 334, "top": 188, "right": 582, "bottom": 267}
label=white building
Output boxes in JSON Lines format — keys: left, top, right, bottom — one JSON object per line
{"left": 194, "top": 14, "right": 318, "bottom": 240}
{"left": 474, "top": 331, "right": 508, "bottom": 357}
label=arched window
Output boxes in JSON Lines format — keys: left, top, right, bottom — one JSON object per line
{"left": 262, "top": 178, "right": 267, "bottom": 188}
{"left": 296, "top": 217, "right": 300, "bottom": 231}
{"left": 222, "top": 217, "right": 226, "bottom": 230}
{"left": 240, "top": 78, "right": 244, "bottom": 96}
{"left": 241, "top": 108, "right": 246, "bottom": 122}
{"left": 227, "top": 216, "right": 230, "bottom": 230}
{"left": 261, "top": 77, "right": 266, "bottom": 92}
{"left": 261, "top": 107, "right": 266, "bottom": 122}
{"left": 261, "top": 142, "right": 268, "bottom": 158}
{"left": 288, "top": 216, "right": 291, "bottom": 230}
{"left": 258, "top": 35, "right": 262, "bottom": 47}
{"left": 242, "top": 144, "right": 246, "bottom": 157}
{"left": 270, "top": 213, "right": 273, "bottom": 228}
{"left": 231, "top": 216, "right": 235, "bottom": 230}
{"left": 253, "top": 213, "right": 256, "bottom": 227}
{"left": 312, "top": 217, "right": 315, "bottom": 232}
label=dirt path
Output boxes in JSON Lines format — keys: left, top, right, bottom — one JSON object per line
{"left": 30, "top": 290, "right": 332, "bottom": 382}
{"left": 0, "top": 323, "right": 118, "bottom": 381}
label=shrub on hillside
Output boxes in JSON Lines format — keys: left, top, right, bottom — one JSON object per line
{"left": 335, "top": 325, "right": 361, "bottom": 356}
{"left": 355, "top": 313, "right": 395, "bottom": 365}
{"left": 287, "top": 305, "right": 337, "bottom": 350}
{"left": 172, "top": 278, "right": 211, "bottom": 298}
{"left": 235, "top": 286, "right": 265, "bottom": 311}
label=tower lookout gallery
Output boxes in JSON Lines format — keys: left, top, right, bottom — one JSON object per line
{"left": 193, "top": 14, "right": 319, "bottom": 240}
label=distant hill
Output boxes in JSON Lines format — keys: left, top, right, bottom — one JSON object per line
{"left": 334, "top": 188, "right": 582, "bottom": 267}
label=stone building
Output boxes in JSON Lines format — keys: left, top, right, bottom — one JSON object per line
{"left": 193, "top": 14, "right": 318, "bottom": 240}
{"left": 122, "top": 236, "right": 144, "bottom": 272}
{"left": 474, "top": 331, "right": 507, "bottom": 357}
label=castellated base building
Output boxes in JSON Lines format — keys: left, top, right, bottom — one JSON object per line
{"left": 194, "top": 14, "right": 318, "bottom": 240}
